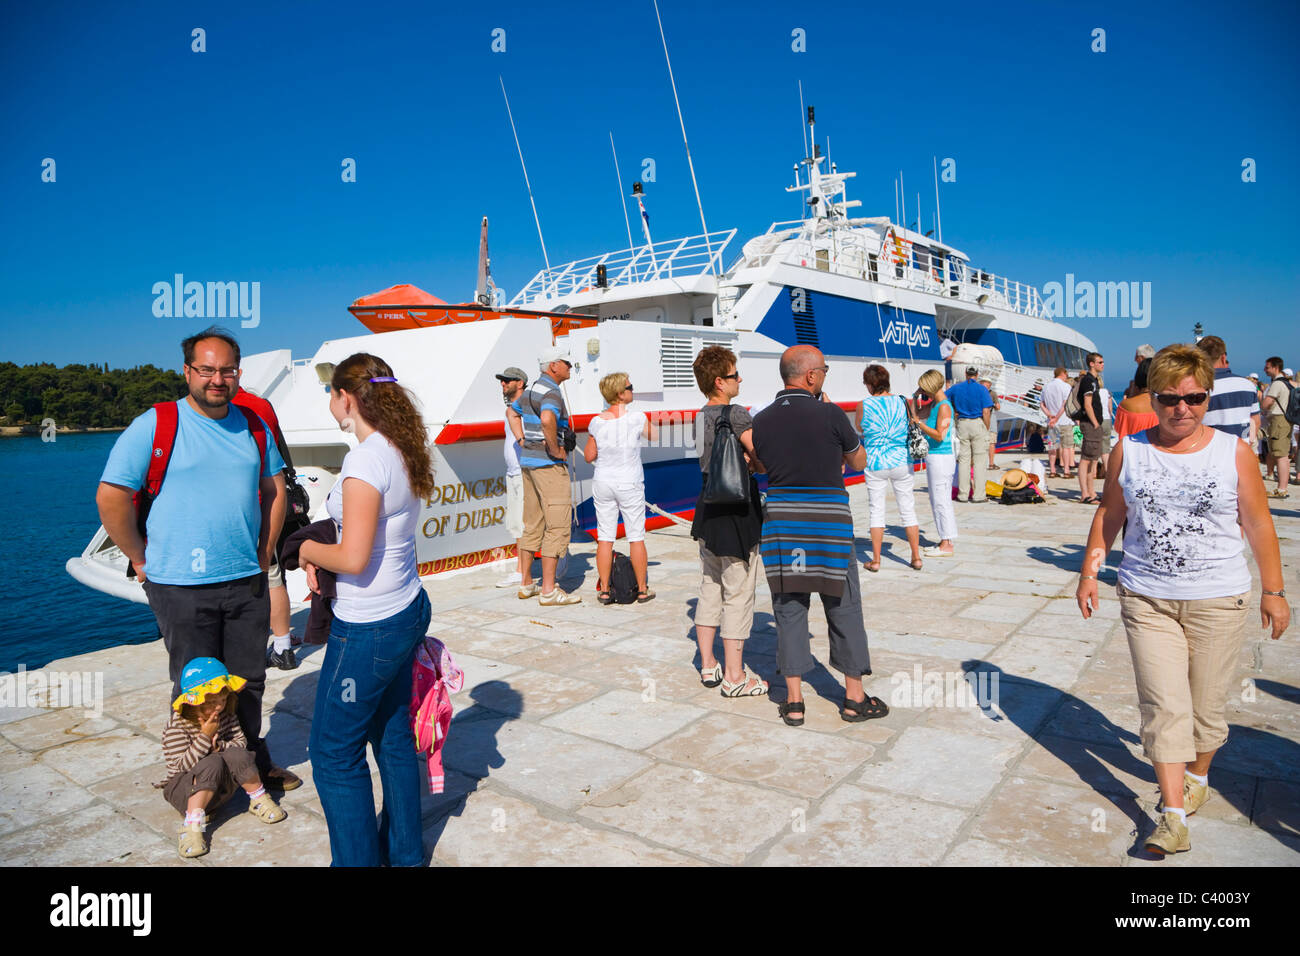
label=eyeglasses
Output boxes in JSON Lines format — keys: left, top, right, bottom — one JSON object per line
{"left": 188, "top": 364, "right": 240, "bottom": 379}
{"left": 622, "top": 384, "right": 634, "bottom": 392}
{"left": 812, "top": 365, "right": 829, "bottom": 375}
{"left": 719, "top": 372, "right": 740, "bottom": 380}
{"left": 1152, "top": 391, "right": 1209, "bottom": 407}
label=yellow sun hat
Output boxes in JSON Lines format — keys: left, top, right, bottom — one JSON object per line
{"left": 172, "top": 657, "right": 247, "bottom": 712}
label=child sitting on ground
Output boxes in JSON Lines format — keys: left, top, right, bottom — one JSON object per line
{"left": 156, "top": 657, "right": 287, "bottom": 859}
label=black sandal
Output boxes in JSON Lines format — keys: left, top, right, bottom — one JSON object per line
{"left": 841, "top": 695, "right": 890, "bottom": 722}
{"left": 596, "top": 582, "right": 613, "bottom": 605}
{"left": 778, "top": 701, "right": 805, "bottom": 727}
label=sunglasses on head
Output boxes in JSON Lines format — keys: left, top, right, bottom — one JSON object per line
{"left": 1152, "top": 391, "right": 1209, "bottom": 407}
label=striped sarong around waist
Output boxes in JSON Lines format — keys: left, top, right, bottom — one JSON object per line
{"left": 760, "top": 486, "right": 854, "bottom": 597}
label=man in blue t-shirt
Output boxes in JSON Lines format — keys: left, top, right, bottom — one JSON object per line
{"left": 506, "top": 345, "right": 580, "bottom": 605}
{"left": 947, "top": 366, "right": 995, "bottom": 502}
{"left": 97, "top": 327, "right": 298, "bottom": 790}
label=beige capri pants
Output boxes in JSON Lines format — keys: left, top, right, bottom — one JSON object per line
{"left": 1117, "top": 582, "right": 1250, "bottom": 763}
{"left": 697, "top": 542, "right": 760, "bottom": 641}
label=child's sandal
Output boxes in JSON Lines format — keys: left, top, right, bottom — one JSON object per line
{"left": 248, "top": 796, "right": 287, "bottom": 824}
{"left": 177, "top": 814, "right": 209, "bottom": 859}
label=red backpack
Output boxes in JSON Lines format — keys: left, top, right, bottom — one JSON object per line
{"left": 127, "top": 401, "right": 267, "bottom": 578}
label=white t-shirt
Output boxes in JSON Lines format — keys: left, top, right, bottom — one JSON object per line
{"left": 588, "top": 409, "right": 647, "bottom": 485}
{"left": 1040, "top": 377, "right": 1072, "bottom": 418}
{"left": 503, "top": 408, "right": 521, "bottom": 477}
{"left": 325, "top": 431, "right": 423, "bottom": 623}
{"left": 1099, "top": 388, "right": 1113, "bottom": 422}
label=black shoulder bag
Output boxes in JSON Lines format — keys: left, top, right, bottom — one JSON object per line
{"left": 702, "top": 406, "right": 749, "bottom": 505}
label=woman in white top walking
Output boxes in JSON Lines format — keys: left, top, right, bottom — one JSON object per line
{"left": 299, "top": 353, "right": 436, "bottom": 867}
{"left": 1077, "top": 345, "right": 1289, "bottom": 857}
{"left": 584, "top": 372, "right": 657, "bottom": 602}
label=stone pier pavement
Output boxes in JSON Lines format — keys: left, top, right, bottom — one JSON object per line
{"left": 3, "top": 459, "right": 1298, "bottom": 866}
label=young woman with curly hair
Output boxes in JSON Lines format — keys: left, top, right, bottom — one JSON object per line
{"left": 298, "top": 352, "right": 435, "bottom": 866}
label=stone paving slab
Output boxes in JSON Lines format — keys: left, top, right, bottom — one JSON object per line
{"left": 3, "top": 458, "right": 1297, "bottom": 866}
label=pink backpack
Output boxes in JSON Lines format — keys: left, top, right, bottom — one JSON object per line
{"left": 410, "top": 636, "right": 464, "bottom": 794}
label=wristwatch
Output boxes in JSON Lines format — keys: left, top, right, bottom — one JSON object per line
{"left": 1262, "top": 589, "right": 1286, "bottom": 597}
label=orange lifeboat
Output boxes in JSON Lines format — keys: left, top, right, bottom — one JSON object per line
{"left": 349, "top": 283, "right": 595, "bottom": 340}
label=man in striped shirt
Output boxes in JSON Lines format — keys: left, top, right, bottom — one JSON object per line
{"left": 1197, "top": 337, "right": 1260, "bottom": 443}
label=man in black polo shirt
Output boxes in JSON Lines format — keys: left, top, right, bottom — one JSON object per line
{"left": 752, "top": 345, "right": 888, "bottom": 727}
{"left": 1076, "top": 352, "right": 1105, "bottom": 504}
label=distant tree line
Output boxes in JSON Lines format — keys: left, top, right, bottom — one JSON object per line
{"left": 0, "top": 362, "right": 187, "bottom": 428}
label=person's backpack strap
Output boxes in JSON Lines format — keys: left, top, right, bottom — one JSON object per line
{"left": 233, "top": 405, "right": 269, "bottom": 479}
{"left": 143, "top": 401, "right": 180, "bottom": 499}
{"left": 126, "top": 401, "right": 179, "bottom": 579}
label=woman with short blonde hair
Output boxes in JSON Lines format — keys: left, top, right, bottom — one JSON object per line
{"left": 585, "top": 371, "right": 656, "bottom": 601}
{"left": 1077, "top": 343, "right": 1290, "bottom": 856}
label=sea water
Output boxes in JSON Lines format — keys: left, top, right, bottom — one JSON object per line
{"left": 0, "top": 432, "right": 159, "bottom": 671}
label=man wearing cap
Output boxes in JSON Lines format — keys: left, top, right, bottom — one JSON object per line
{"left": 1196, "top": 336, "right": 1259, "bottom": 445}
{"left": 510, "top": 347, "right": 581, "bottom": 604}
{"left": 495, "top": 366, "right": 529, "bottom": 589}
{"left": 1262, "top": 356, "right": 1292, "bottom": 498}
{"left": 947, "top": 366, "right": 995, "bottom": 501}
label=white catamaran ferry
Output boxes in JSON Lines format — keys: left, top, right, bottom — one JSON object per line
{"left": 67, "top": 108, "right": 1097, "bottom": 606}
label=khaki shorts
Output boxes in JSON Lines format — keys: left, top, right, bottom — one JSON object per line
{"left": 1056, "top": 421, "right": 1077, "bottom": 448}
{"left": 696, "top": 542, "right": 760, "bottom": 642}
{"left": 1117, "top": 582, "right": 1250, "bottom": 763}
{"left": 1266, "top": 414, "right": 1292, "bottom": 459}
{"left": 267, "top": 555, "right": 283, "bottom": 589}
{"left": 520, "top": 464, "right": 572, "bottom": 558}
{"left": 1079, "top": 420, "right": 1104, "bottom": 460}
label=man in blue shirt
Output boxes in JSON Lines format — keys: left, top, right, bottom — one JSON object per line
{"left": 506, "top": 345, "right": 581, "bottom": 605}
{"left": 947, "top": 366, "right": 994, "bottom": 502}
{"left": 97, "top": 327, "right": 298, "bottom": 790}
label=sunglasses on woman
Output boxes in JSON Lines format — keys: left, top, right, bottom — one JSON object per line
{"left": 1152, "top": 391, "right": 1209, "bottom": 407}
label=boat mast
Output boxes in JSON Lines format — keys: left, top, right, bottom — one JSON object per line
{"left": 609, "top": 132, "right": 635, "bottom": 253}
{"left": 652, "top": 0, "right": 715, "bottom": 275}
{"left": 499, "top": 76, "right": 551, "bottom": 275}
{"left": 476, "top": 217, "right": 498, "bottom": 308}
{"left": 933, "top": 155, "right": 944, "bottom": 244}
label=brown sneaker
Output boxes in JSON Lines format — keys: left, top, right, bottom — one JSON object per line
{"left": 262, "top": 765, "right": 302, "bottom": 792}
{"left": 1144, "top": 811, "right": 1190, "bottom": 855}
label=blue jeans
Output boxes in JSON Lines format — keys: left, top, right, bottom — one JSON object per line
{"left": 309, "top": 587, "right": 431, "bottom": 866}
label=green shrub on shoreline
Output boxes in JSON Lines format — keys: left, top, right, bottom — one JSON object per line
{"left": 0, "top": 362, "right": 187, "bottom": 429}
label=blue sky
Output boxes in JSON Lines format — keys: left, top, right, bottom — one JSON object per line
{"left": 3, "top": 0, "right": 1297, "bottom": 378}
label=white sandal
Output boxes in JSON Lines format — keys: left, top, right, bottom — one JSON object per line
{"left": 700, "top": 662, "right": 723, "bottom": 688}
{"left": 720, "top": 668, "right": 769, "bottom": 698}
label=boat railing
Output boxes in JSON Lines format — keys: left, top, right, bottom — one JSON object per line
{"left": 970, "top": 358, "right": 1051, "bottom": 426}
{"left": 509, "top": 229, "right": 737, "bottom": 307}
{"left": 728, "top": 220, "right": 1049, "bottom": 320}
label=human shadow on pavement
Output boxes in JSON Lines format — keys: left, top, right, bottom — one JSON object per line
{"left": 960, "top": 659, "right": 1166, "bottom": 859}
{"left": 422, "top": 680, "right": 522, "bottom": 851}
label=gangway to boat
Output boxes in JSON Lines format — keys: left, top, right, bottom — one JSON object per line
{"left": 951, "top": 344, "right": 1049, "bottom": 426}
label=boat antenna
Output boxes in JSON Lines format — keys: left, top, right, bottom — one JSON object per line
{"left": 894, "top": 178, "right": 899, "bottom": 230}
{"left": 798, "top": 80, "right": 810, "bottom": 162}
{"left": 652, "top": 0, "right": 715, "bottom": 275}
{"left": 499, "top": 76, "right": 551, "bottom": 274}
{"left": 932, "top": 155, "right": 944, "bottom": 244}
{"left": 610, "top": 132, "right": 635, "bottom": 252}
{"left": 900, "top": 171, "right": 907, "bottom": 234}
{"left": 916, "top": 192, "right": 920, "bottom": 234}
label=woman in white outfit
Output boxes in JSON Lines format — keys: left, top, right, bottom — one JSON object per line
{"left": 852, "top": 364, "right": 922, "bottom": 571}
{"left": 1077, "top": 344, "right": 1290, "bottom": 856}
{"left": 584, "top": 372, "right": 657, "bottom": 602}
{"left": 912, "top": 369, "right": 957, "bottom": 556}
